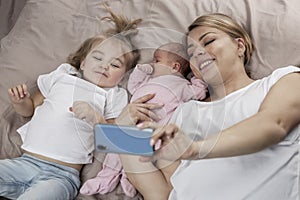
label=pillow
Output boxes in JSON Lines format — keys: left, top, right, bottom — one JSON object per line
{"left": 1, "top": 0, "right": 300, "bottom": 112}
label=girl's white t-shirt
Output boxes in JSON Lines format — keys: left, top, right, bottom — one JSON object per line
{"left": 18, "top": 63, "right": 128, "bottom": 164}
{"left": 169, "top": 66, "right": 300, "bottom": 200}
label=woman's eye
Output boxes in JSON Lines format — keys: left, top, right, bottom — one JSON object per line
{"left": 204, "top": 39, "right": 215, "bottom": 46}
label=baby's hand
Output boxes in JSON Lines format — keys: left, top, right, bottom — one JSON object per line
{"left": 137, "top": 64, "right": 153, "bottom": 74}
{"left": 8, "top": 84, "right": 30, "bottom": 104}
{"left": 70, "top": 101, "right": 105, "bottom": 125}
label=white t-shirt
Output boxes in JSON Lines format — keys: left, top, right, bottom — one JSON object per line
{"left": 169, "top": 66, "right": 300, "bottom": 200}
{"left": 18, "top": 64, "right": 128, "bottom": 164}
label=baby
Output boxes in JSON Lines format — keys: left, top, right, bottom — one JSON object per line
{"left": 128, "top": 42, "right": 207, "bottom": 124}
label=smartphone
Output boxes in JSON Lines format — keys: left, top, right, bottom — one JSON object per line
{"left": 94, "top": 124, "right": 154, "bottom": 156}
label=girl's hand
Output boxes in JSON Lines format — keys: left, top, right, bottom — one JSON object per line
{"left": 138, "top": 122, "right": 199, "bottom": 162}
{"left": 8, "top": 84, "right": 30, "bottom": 104}
{"left": 71, "top": 101, "right": 105, "bottom": 125}
{"left": 115, "top": 94, "right": 163, "bottom": 126}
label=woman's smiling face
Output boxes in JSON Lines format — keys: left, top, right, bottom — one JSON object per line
{"left": 187, "top": 26, "right": 242, "bottom": 85}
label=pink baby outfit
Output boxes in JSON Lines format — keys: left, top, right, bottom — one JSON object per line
{"left": 80, "top": 64, "right": 207, "bottom": 197}
{"left": 128, "top": 64, "right": 207, "bottom": 124}
{"left": 80, "top": 153, "right": 136, "bottom": 197}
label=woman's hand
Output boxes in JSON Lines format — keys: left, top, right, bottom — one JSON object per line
{"left": 71, "top": 101, "right": 105, "bottom": 125}
{"left": 115, "top": 94, "right": 163, "bottom": 126}
{"left": 138, "top": 122, "right": 199, "bottom": 162}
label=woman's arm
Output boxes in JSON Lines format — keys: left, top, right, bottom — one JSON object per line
{"left": 198, "top": 72, "right": 300, "bottom": 159}
{"left": 8, "top": 84, "right": 44, "bottom": 117}
{"left": 140, "top": 72, "right": 300, "bottom": 161}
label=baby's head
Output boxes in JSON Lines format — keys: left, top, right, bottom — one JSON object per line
{"left": 67, "top": 8, "right": 141, "bottom": 88}
{"left": 151, "top": 42, "right": 190, "bottom": 78}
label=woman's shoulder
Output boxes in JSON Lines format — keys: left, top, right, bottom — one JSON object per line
{"left": 269, "top": 65, "right": 300, "bottom": 79}
{"left": 263, "top": 65, "right": 300, "bottom": 86}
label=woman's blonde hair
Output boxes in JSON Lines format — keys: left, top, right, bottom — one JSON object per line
{"left": 67, "top": 7, "right": 142, "bottom": 71}
{"left": 187, "top": 13, "right": 254, "bottom": 66}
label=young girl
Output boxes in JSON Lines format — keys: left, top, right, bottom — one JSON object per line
{"left": 0, "top": 11, "right": 141, "bottom": 200}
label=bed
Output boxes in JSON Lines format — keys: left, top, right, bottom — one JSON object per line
{"left": 0, "top": 0, "right": 299, "bottom": 199}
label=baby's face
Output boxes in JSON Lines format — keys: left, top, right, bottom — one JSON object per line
{"left": 151, "top": 49, "right": 175, "bottom": 77}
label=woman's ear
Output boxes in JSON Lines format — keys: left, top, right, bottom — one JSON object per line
{"left": 235, "top": 38, "right": 246, "bottom": 57}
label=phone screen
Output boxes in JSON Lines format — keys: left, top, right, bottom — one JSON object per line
{"left": 94, "top": 124, "right": 154, "bottom": 156}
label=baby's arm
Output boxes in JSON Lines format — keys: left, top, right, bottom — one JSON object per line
{"left": 127, "top": 64, "right": 153, "bottom": 94}
{"left": 183, "top": 77, "right": 208, "bottom": 101}
{"left": 8, "top": 84, "right": 44, "bottom": 117}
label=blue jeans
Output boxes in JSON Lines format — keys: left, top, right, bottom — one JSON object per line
{"left": 0, "top": 154, "right": 80, "bottom": 200}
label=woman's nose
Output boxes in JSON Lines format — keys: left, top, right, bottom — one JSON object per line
{"left": 195, "top": 47, "right": 206, "bottom": 57}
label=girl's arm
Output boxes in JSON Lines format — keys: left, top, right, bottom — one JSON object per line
{"left": 8, "top": 84, "right": 44, "bottom": 117}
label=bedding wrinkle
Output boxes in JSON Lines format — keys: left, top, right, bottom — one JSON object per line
{"left": 0, "top": 0, "right": 27, "bottom": 39}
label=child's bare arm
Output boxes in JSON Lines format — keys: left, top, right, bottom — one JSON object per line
{"left": 8, "top": 84, "right": 44, "bottom": 117}
{"left": 71, "top": 101, "right": 107, "bottom": 125}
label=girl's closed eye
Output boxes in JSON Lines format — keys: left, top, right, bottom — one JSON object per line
{"left": 111, "top": 63, "right": 120, "bottom": 68}
{"left": 93, "top": 56, "right": 102, "bottom": 61}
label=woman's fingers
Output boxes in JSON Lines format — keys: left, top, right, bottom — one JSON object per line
{"left": 137, "top": 122, "right": 177, "bottom": 146}
{"left": 117, "top": 103, "right": 162, "bottom": 125}
{"left": 136, "top": 106, "right": 161, "bottom": 122}
{"left": 116, "top": 94, "right": 164, "bottom": 125}
{"left": 133, "top": 93, "right": 155, "bottom": 103}
{"left": 137, "top": 123, "right": 191, "bottom": 162}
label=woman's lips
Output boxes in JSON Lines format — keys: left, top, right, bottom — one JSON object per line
{"left": 199, "top": 59, "right": 214, "bottom": 70}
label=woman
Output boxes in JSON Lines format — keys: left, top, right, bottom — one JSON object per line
{"left": 116, "top": 13, "right": 300, "bottom": 200}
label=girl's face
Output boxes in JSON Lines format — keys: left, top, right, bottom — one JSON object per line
{"left": 187, "top": 26, "right": 244, "bottom": 85}
{"left": 80, "top": 39, "right": 129, "bottom": 88}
